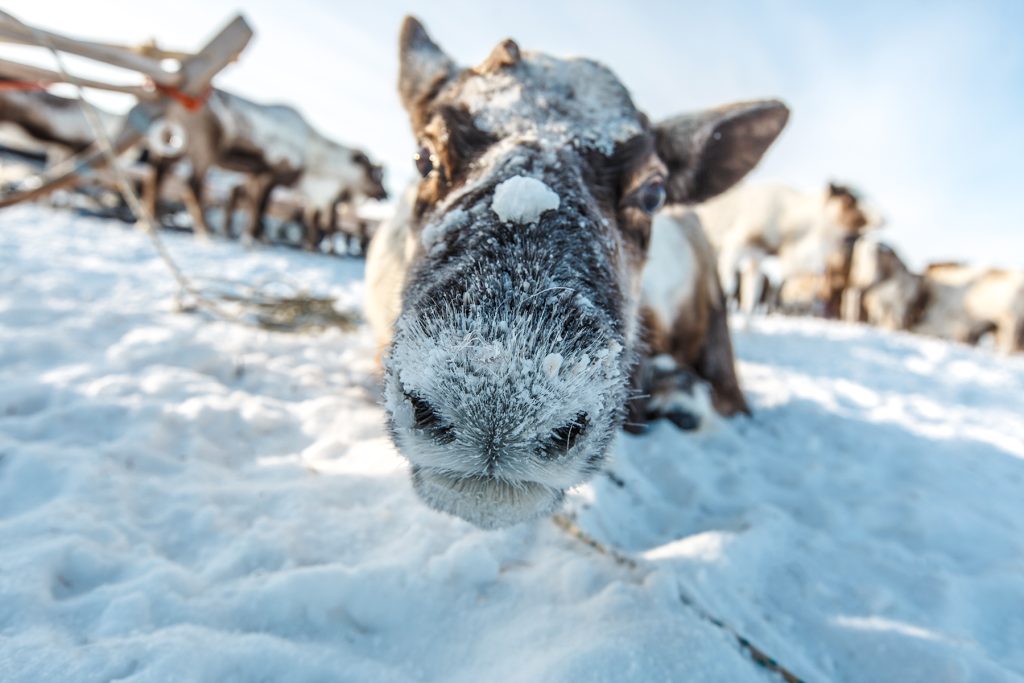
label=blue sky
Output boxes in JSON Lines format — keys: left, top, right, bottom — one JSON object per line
{"left": 4, "top": 1, "right": 1022, "bottom": 268}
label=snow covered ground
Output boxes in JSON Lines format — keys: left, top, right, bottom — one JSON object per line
{"left": 1, "top": 206, "right": 1022, "bottom": 682}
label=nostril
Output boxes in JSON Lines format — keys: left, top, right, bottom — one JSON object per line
{"left": 407, "top": 392, "right": 435, "bottom": 428}
{"left": 404, "top": 392, "right": 456, "bottom": 444}
{"left": 542, "top": 412, "right": 589, "bottom": 458}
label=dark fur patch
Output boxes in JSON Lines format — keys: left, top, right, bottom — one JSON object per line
{"left": 828, "top": 182, "right": 871, "bottom": 233}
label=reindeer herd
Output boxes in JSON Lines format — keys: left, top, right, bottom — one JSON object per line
{"left": 0, "top": 78, "right": 386, "bottom": 253}
{"left": 1, "top": 16, "right": 1021, "bottom": 526}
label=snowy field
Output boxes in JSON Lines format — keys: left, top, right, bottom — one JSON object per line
{"left": 2, "top": 206, "right": 1023, "bottom": 682}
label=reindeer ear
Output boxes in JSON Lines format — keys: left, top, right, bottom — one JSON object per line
{"left": 655, "top": 99, "right": 789, "bottom": 205}
{"left": 398, "top": 17, "right": 456, "bottom": 125}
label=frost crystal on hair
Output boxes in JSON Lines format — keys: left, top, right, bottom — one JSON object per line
{"left": 422, "top": 208, "right": 468, "bottom": 255}
{"left": 460, "top": 54, "right": 644, "bottom": 156}
{"left": 542, "top": 352, "right": 563, "bottom": 378}
{"left": 492, "top": 176, "right": 560, "bottom": 224}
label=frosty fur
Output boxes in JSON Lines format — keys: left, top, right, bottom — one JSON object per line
{"left": 366, "top": 17, "right": 787, "bottom": 528}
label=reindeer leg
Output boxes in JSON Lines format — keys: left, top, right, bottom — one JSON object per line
{"left": 325, "top": 200, "right": 341, "bottom": 254}
{"left": 738, "top": 257, "right": 765, "bottom": 315}
{"left": 623, "top": 307, "right": 712, "bottom": 433}
{"left": 244, "top": 176, "right": 262, "bottom": 243}
{"left": 996, "top": 315, "right": 1024, "bottom": 354}
{"left": 183, "top": 173, "right": 210, "bottom": 240}
{"left": 303, "top": 206, "right": 322, "bottom": 251}
{"left": 626, "top": 352, "right": 714, "bottom": 433}
{"left": 141, "top": 162, "right": 168, "bottom": 229}
{"left": 225, "top": 184, "right": 245, "bottom": 238}
{"left": 358, "top": 220, "right": 372, "bottom": 256}
{"left": 255, "top": 177, "right": 277, "bottom": 243}
{"left": 841, "top": 287, "right": 863, "bottom": 323}
{"left": 245, "top": 174, "right": 276, "bottom": 244}
{"left": 694, "top": 288, "right": 751, "bottom": 417}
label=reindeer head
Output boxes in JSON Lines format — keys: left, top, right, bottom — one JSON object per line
{"left": 353, "top": 151, "right": 388, "bottom": 201}
{"left": 825, "top": 182, "right": 884, "bottom": 234}
{"left": 384, "top": 17, "right": 788, "bottom": 529}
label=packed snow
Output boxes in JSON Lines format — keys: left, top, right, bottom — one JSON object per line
{"left": 2, "top": 206, "right": 1023, "bottom": 682}
{"left": 542, "top": 352, "right": 564, "bottom": 379}
{"left": 491, "top": 175, "right": 560, "bottom": 225}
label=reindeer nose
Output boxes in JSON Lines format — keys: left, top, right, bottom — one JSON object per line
{"left": 404, "top": 387, "right": 590, "bottom": 460}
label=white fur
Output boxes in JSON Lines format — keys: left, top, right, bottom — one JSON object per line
{"left": 384, "top": 313, "right": 625, "bottom": 487}
{"left": 365, "top": 185, "right": 418, "bottom": 353}
{"left": 643, "top": 211, "right": 697, "bottom": 327}
{"left": 0, "top": 91, "right": 121, "bottom": 161}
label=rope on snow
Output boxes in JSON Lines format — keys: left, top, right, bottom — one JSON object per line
{"left": 551, "top": 513, "right": 808, "bottom": 683}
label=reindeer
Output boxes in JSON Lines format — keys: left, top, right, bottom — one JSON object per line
{"left": 841, "top": 238, "right": 926, "bottom": 330}
{"left": 138, "top": 88, "right": 386, "bottom": 239}
{"left": 296, "top": 161, "right": 386, "bottom": 252}
{"left": 0, "top": 85, "right": 122, "bottom": 161}
{"left": 365, "top": 17, "right": 787, "bottom": 529}
{"left": 629, "top": 208, "right": 749, "bottom": 431}
{"left": 913, "top": 264, "right": 1024, "bottom": 353}
{"left": 699, "top": 181, "right": 883, "bottom": 314}
{"left": 0, "top": 85, "right": 145, "bottom": 213}
{"left": 843, "top": 242, "right": 1024, "bottom": 353}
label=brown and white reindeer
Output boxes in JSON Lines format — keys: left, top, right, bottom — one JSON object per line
{"left": 841, "top": 238, "right": 926, "bottom": 330}
{"left": 842, "top": 241, "right": 1024, "bottom": 353}
{"left": 0, "top": 85, "right": 146, "bottom": 211}
{"left": 630, "top": 208, "right": 750, "bottom": 431}
{"left": 0, "top": 85, "right": 122, "bottom": 161}
{"left": 913, "top": 264, "right": 1024, "bottom": 353}
{"left": 365, "top": 17, "right": 787, "bottom": 529}
{"left": 699, "top": 181, "right": 884, "bottom": 315}
{"left": 138, "top": 88, "right": 386, "bottom": 239}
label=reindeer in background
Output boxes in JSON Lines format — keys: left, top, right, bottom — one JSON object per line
{"left": 843, "top": 240, "right": 1024, "bottom": 353}
{"left": 632, "top": 207, "right": 750, "bottom": 430}
{"left": 0, "top": 83, "right": 122, "bottom": 162}
{"left": 138, "top": 88, "right": 386, "bottom": 241}
{"left": 699, "top": 181, "right": 884, "bottom": 316}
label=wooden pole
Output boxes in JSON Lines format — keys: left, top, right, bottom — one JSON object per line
{"left": 0, "top": 14, "right": 181, "bottom": 87}
{"left": 95, "top": 39, "right": 193, "bottom": 62}
{"left": 176, "top": 15, "right": 253, "bottom": 97}
{"left": 0, "top": 57, "right": 153, "bottom": 97}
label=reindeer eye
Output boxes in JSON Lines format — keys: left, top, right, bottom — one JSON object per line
{"left": 413, "top": 146, "right": 434, "bottom": 178}
{"left": 637, "top": 179, "right": 666, "bottom": 215}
